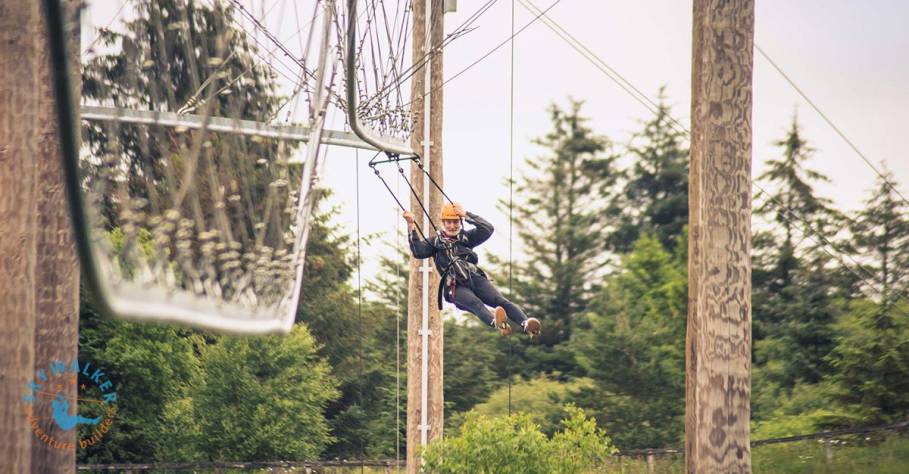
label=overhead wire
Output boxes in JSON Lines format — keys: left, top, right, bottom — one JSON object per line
{"left": 513, "top": 1, "right": 906, "bottom": 308}
{"left": 754, "top": 44, "right": 909, "bottom": 209}
{"left": 82, "top": 0, "right": 131, "bottom": 55}
{"left": 269, "top": 1, "right": 326, "bottom": 121}
{"left": 516, "top": 0, "right": 689, "bottom": 135}
{"left": 225, "top": 0, "right": 348, "bottom": 109}
{"left": 400, "top": 0, "right": 563, "bottom": 110}
{"left": 752, "top": 193, "right": 902, "bottom": 309}
{"left": 228, "top": 0, "right": 321, "bottom": 83}
{"left": 394, "top": 161, "right": 402, "bottom": 471}
{"left": 351, "top": 0, "right": 501, "bottom": 138}
{"left": 363, "top": 0, "right": 499, "bottom": 107}
{"left": 355, "top": 147, "right": 366, "bottom": 468}
{"left": 507, "top": 0, "right": 516, "bottom": 418}
{"left": 220, "top": 7, "right": 317, "bottom": 99}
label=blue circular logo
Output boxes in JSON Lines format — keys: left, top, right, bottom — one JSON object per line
{"left": 22, "top": 359, "right": 118, "bottom": 450}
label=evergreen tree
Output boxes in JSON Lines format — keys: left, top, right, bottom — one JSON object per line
{"left": 753, "top": 115, "right": 841, "bottom": 289}
{"left": 76, "top": 2, "right": 404, "bottom": 460}
{"left": 752, "top": 115, "right": 845, "bottom": 402}
{"left": 824, "top": 172, "right": 909, "bottom": 425}
{"left": 568, "top": 233, "right": 687, "bottom": 449}
{"left": 443, "top": 318, "right": 504, "bottom": 415}
{"left": 826, "top": 299, "right": 909, "bottom": 426}
{"left": 83, "top": 1, "right": 280, "bottom": 119}
{"left": 608, "top": 88, "right": 689, "bottom": 253}
{"left": 366, "top": 240, "right": 410, "bottom": 308}
{"left": 298, "top": 197, "right": 404, "bottom": 459}
{"left": 849, "top": 170, "right": 909, "bottom": 308}
{"left": 505, "top": 99, "right": 618, "bottom": 352}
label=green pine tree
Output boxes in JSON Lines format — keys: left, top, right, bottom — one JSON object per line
{"left": 82, "top": 0, "right": 294, "bottom": 254}
{"left": 824, "top": 171, "right": 909, "bottom": 425}
{"left": 608, "top": 88, "right": 689, "bottom": 254}
{"left": 826, "top": 299, "right": 909, "bottom": 426}
{"left": 849, "top": 170, "right": 909, "bottom": 308}
{"left": 568, "top": 233, "right": 687, "bottom": 449}
{"left": 298, "top": 197, "right": 405, "bottom": 459}
{"left": 752, "top": 115, "right": 846, "bottom": 417}
{"left": 443, "top": 318, "right": 505, "bottom": 415}
{"left": 503, "top": 99, "right": 619, "bottom": 355}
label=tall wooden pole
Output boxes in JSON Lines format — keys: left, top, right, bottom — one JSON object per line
{"left": 1, "top": 1, "right": 42, "bottom": 471}
{"left": 32, "top": 2, "right": 81, "bottom": 472}
{"left": 407, "top": 0, "right": 444, "bottom": 472}
{"left": 0, "top": 1, "right": 80, "bottom": 471}
{"left": 686, "top": 1, "right": 754, "bottom": 473}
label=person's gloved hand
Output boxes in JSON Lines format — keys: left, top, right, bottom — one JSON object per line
{"left": 452, "top": 202, "right": 466, "bottom": 217}
{"left": 403, "top": 211, "right": 416, "bottom": 231}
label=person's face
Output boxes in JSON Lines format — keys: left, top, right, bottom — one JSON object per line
{"left": 442, "top": 219, "right": 461, "bottom": 236}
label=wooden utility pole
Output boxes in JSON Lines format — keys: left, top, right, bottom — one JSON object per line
{"left": 0, "top": 1, "right": 80, "bottom": 471}
{"left": 407, "top": 0, "right": 444, "bottom": 472}
{"left": 32, "top": 1, "right": 81, "bottom": 472}
{"left": 686, "top": 1, "right": 754, "bottom": 473}
{"left": 1, "top": 1, "right": 43, "bottom": 471}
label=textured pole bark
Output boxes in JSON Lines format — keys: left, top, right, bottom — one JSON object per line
{"left": 406, "top": 1, "right": 444, "bottom": 472}
{"left": 686, "top": 0, "right": 754, "bottom": 472}
{"left": 31, "top": 2, "right": 81, "bottom": 472}
{"left": 0, "top": 1, "right": 41, "bottom": 471}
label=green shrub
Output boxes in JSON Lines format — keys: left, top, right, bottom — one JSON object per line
{"left": 422, "top": 405, "right": 614, "bottom": 474}
{"left": 468, "top": 375, "right": 594, "bottom": 435}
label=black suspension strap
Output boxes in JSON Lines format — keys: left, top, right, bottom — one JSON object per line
{"left": 414, "top": 156, "right": 455, "bottom": 205}
{"left": 392, "top": 158, "right": 439, "bottom": 234}
{"left": 370, "top": 151, "right": 459, "bottom": 232}
{"left": 368, "top": 152, "right": 434, "bottom": 238}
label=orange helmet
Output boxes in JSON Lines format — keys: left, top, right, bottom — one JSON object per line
{"left": 440, "top": 203, "right": 461, "bottom": 221}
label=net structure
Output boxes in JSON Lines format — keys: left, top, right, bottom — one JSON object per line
{"left": 51, "top": 0, "right": 459, "bottom": 333}
{"left": 64, "top": 0, "right": 344, "bottom": 333}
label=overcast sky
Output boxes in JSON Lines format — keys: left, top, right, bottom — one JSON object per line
{"left": 82, "top": 0, "right": 909, "bottom": 286}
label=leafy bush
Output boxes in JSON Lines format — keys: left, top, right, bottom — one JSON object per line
{"left": 422, "top": 405, "right": 614, "bottom": 474}
{"left": 466, "top": 375, "right": 594, "bottom": 435}
{"left": 193, "top": 325, "right": 339, "bottom": 460}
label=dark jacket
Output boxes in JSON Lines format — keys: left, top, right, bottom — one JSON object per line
{"left": 408, "top": 212, "right": 494, "bottom": 308}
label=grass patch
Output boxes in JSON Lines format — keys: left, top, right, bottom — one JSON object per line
{"left": 603, "top": 434, "right": 909, "bottom": 473}
{"left": 76, "top": 435, "right": 909, "bottom": 473}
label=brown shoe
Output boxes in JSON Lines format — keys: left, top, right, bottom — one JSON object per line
{"left": 524, "top": 318, "right": 541, "bottom": 341}
{"left": 494, "top": 307, "right": 512, "bottom": 336}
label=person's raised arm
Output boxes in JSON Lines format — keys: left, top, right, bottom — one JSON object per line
{"left": 404, "top": 211, "right": 435, "bottom": 258}
{"left": 459, "top": 204, "right": 493, "bottom": 248}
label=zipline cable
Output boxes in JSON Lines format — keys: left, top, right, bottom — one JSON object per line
{"left": 512, "top": 1, "right": 902, "bottom": 308}
{"left": 507, "top": 0, "right": 516, "bottom": 418}
{"left": 515, "top": 0, "right": 688, "bottom": 136}
{"left": 400, "top": 0, "right": 563, "bottom": 110}
{"left": 394, "top": 163, "right": 402, "bottom": 471}
{"left": 754, "top": 44, "right": 909, "bottom": 210}
{"left": 355, "top": 147, "right": 366, "bottom": 472}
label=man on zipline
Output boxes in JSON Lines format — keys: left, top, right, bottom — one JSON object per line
{"left": 404, "top": 202, "right": 542, "bottom": 339}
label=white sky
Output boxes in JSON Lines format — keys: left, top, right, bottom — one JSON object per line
{"left": 81, "top": 0, "right": 909, "bottom": 286}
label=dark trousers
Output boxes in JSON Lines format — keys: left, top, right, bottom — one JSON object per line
{"left": 451, "top": 272, "right": 529, "bottom": 327}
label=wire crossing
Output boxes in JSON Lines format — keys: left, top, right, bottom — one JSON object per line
{"left": 754, "top": 44, "right": 909, "bottom": 210}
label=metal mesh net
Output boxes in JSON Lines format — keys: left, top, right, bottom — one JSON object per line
{"left": 75, "top": 0, "right": 336, "bottom": 333}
